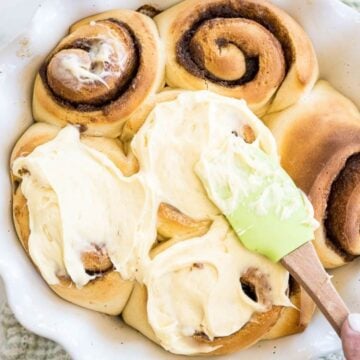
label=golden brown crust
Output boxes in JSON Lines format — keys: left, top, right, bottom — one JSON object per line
{"left": 33, "top": 10, "right": 165, "bottom": 137}
{"left": 81, "top": 248, "right": 113, "bottom": 273}
{"left": 122, "top": 283, "right": 158, "bottom": 342}
{"left": 264, "top": 280, "right": 315, "bottom": 339}
{"left": 265, "top": 80, "right": 360, "bottom": 268}
{"left": 157, "top": 202, "right": 212, "bottom": 241}
{"left": 154, "top": 0, "right": 318, "bottom": 115}
{"left": 10, "top": 123, "right": 135, "bottom": 315}
{"left": 195, "top": 307, "right": 282, "bottom": 355}
{"left": 52, "top": 272, "right": 132, "bottom": 315}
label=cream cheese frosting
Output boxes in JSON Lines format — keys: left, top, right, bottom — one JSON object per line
{"left": 13, "top": 91, "right": 315, "bottom": 355}
{"left": 131, "top": 91, "right": 277, "bottom": 220}
{"left": 56, "top": 24, "right": 128, "bottom": 89}
{"left": 12, "top": 126, "right": 156, "bottom": 287}
{"left": 144, "top": 217, "right": 291, "bottom": 355}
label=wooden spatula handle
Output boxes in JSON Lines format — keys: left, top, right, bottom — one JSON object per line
{"left": 281, "top": 242, "right": 349, "bottom": 336}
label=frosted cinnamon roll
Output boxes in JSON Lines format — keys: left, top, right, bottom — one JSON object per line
{"left": 33, "top": 10, "right": 165, "bottom": 137}
{"left": 10, "top": 123, "right": 156, "bottom": 314}
{"left": 265, "top": 81, "right": 360, "bottom": 268}
{"left": 122, "top": 91, "right": 315, "bottom": 355}
{"left": 154, "top": 0, "right": 318, "bottom": 115}
{"left": 123, "top": 217, "right": 313, "bottom": 355}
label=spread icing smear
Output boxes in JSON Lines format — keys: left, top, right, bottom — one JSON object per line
{"left": 12, "top": 91, "right": 316, "bottom": 355}
{"left": 130, "top": 92, "right": 294, "bottom": 354}
{"left": 12, "top": 126, "right": 156, "bottom": 287}
{"left": 131, "top": 91, "right": 277, "bottom": 219}
{"left": 144, "top": 217, "right": 292, "bottom": 355}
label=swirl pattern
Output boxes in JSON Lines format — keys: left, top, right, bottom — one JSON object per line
{"left": 33, "top": 10, "right": 165, "bottom": 137}
{"left": 266, "top": 81, "right": 360, "bottom": 268}
{"left": 155, "top": 0, "right": 318, "bottom": 114}
{"left": 325, "top": 154, "right": 360, "bottom": 257}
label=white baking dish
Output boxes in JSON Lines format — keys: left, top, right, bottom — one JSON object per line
{"left": 0, "top": 0, "right": 359, "bottom": 358}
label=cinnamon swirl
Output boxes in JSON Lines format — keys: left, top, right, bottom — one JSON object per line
{"left": 154, "top": 0, "right": 318, "bottom": 114}
{"left": 33, "top": 10, "right": 165, "bottom": 137}
{"left": 265, "top": 81, "right": 360, "bottom": 268}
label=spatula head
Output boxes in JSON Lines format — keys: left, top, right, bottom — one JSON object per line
{"left": 196, "top": 134, "right": 318, "bottom": 262}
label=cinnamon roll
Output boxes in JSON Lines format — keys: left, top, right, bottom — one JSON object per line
{"left": 33, "top": 10, "right": 165, "bottom": 137}
{"left": 154, "top": 0, "right": 318, "bottom": 115}
{"left": 10, "top": 122, "right": 154, "bottom": 314}
{"left": 123, "top": 218, "right": 314, "bottom": 355}
{"left": 265, "top": 81, "right": 360, "bottom": 268}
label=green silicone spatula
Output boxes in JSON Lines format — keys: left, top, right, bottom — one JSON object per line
{"left": 196, "top": 134, "right": 349, "bottom": 336}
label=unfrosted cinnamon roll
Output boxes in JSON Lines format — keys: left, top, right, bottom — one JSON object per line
{"left": 265, "top": 81, "right": 360, "bottom": 268}
{"left": 10, "top": 122, "right": 154, "bottom": 314}
{"left": 154, "top": 0, "right": 318, "bottom": 115}
{"left": 33, "top": 10, "right": 165, "bottom": 137}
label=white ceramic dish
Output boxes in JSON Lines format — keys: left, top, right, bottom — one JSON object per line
{"left": 0, "top": 0, "right": 359, "bottom": 359}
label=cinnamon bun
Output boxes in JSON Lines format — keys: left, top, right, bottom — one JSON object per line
{"left": 154, "top": 0, "right": 318, "bottom": 115}
{"left": 33, "top": 10, "right": 165, "bottom": 137}
{"left": 265, "top": 81, "right": 360, "bottom": 268}
{"left": 10, "top": 122, "right": 153, "bottom": 314}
